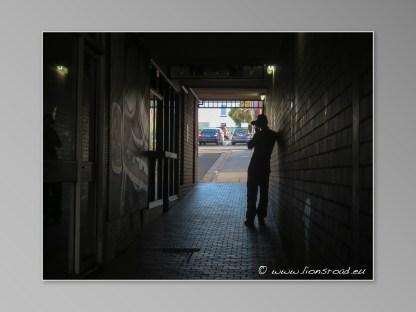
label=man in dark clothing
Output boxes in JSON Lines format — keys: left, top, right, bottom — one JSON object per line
{"left": 245, "top": 114, "right": 279, "bottom": 227}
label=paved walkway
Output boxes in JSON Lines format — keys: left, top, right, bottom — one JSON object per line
{"left": 200, "top": 148, "right": 252, "bottom": 183}
{"left": 92, "top": 183, "right": 287, "bottom": 280}
{"left": 197, "top": 152, "right": 221, "bottom": 181}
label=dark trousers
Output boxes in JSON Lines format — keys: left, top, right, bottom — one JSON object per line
{"left": 246, "top": 170, "right": 270, "bottom": 222}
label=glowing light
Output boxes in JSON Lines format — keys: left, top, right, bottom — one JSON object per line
{"left": 266, "top": 65, "right": 275, "bottom": 75}
{"left": 55, "top": 65, "right": 69, "bottom": 76}
{"left": 260, "top": 94, "right": 266, "bottom": 101}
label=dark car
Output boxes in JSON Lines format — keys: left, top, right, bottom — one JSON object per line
{"left": 231, "top": 128, "right": 252, "bottom": 145}
{"left": 199, "top": 128, "right": 224, "bottom": 145}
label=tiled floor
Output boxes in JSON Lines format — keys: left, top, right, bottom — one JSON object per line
{"left": 92, "top": 183, "right": 287, "bottom": 280}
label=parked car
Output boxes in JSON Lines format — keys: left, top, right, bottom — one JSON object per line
{"left": 231, "top": 128, "right": 252, "bottom": 145}
{"left": 199, "top": 128, "right": 224, "bottom": 145}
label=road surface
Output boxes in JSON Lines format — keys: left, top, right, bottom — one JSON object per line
{"left": 198, "top": 152, "right": 221, "bottom": 181}
{"left": 198, "top": 142, "right": 253, "bottom": 183}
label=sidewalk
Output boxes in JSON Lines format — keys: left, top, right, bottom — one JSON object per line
{"left": 91, "top": 183, "right": 287, "bottom": 280}
{"left": 200, "top": 147, "right": 251, "bottom": 183}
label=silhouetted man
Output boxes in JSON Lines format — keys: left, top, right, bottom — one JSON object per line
{"left": 245, "top": 114, "right": 279, "bottom": 227}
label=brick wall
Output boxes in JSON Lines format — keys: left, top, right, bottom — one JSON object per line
{"left": 267, "top": 33, "right": 373, "bottom": 275}
{"left": 179, "top": 90, "right": 198, "bottom": 196}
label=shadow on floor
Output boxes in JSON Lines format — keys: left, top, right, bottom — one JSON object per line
{"left": 90, "top": 183, "right": 287, "bottom": 280}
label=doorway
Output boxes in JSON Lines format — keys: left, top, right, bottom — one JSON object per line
{"left": 147, "top": 61, "right": 180, "bottom": 213}
{"left": 43, "top": 34, "right": 105, "bottom": 277}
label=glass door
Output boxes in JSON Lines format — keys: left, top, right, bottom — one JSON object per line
{"left": 43, "top": 34, "right": 78, "bottom": 278}
{"left": 43, "top": 33, "right": 103, "bottom": 277}
{"left": 75, "top": 39, "right": 101, "bottom": 274}
{"left": 148, "top": 89, "right": 164, "bottom": 205}
{"left": 148, "top": 63, "right": 179, "bottom": 211}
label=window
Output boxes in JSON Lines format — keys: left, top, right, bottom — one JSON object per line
{"left": 149, "top": 95, "right": 158, "bottom": 151}
{"left": 220, "top": 102, "right": 227, "bottom": 117}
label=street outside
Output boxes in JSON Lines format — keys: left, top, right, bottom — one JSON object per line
{"left": 198, "top": 141, "right": 253, "bottom": 183}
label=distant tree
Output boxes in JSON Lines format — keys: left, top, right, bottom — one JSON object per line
{"left": 228, "top": 108, "right": 253, "bottom": 127}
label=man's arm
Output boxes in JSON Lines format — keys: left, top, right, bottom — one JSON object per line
{"left": 275, "top": 130, "right": 284, "bottom": 147}
{"left": 247, "top": 132, "right": 258, "bottom": 149}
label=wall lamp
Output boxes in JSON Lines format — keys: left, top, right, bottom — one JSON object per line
{"left": 55, "top": 65, "right": 69, "bottom": 76}
{"left": 260, "top": 93, "right": 266, "bottom": 101}
{"left": 266, "top": 65, "right": 276, "bottom": 75}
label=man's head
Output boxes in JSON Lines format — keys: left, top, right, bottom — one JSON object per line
{"left": 251, "top": 114, "right": 268, "bottom": 129}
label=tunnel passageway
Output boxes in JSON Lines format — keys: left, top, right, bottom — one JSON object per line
{"left": 92, "top": 183, "right": 286, "bottom": 280}
{"left": 43, "top": 33, "right": 373, "bottom": 279}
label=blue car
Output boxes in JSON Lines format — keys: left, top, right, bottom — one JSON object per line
{"left": 231, "top": 128, "right": 252, "bottom": 145}
{"left": 199, "top": 128, "right": 224, "bottom": 145}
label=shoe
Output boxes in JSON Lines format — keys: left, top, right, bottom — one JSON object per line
{"left": 258, "top": 218, "right": 266, "bottom": 226}
{"left": 244, "top": 220, "right": 255, "bottom": 228}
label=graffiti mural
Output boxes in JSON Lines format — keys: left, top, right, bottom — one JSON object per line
{"left": 109, "top": 35, "right": 149, "bottom": 218}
